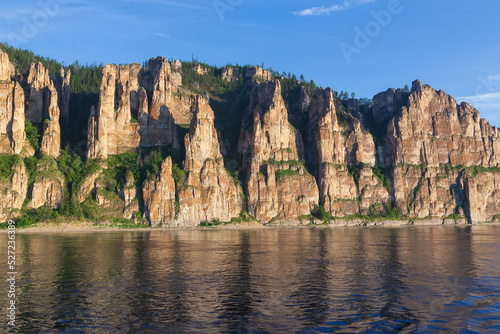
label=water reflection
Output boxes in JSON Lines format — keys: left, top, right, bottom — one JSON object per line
{"left": 0, "top": 226, "right": 499, "bottom": 333}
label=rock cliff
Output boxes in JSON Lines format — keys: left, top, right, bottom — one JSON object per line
{"left": 25, "top": 62, "right": 62, "bottom": 158}
{"left": 376, "top": 80, "right": 500, "bottom": 222}
{"left": 27, "top": 156, "right": 65, "bottom": 209}
{"left": 177, "top": 96, "right": 242, "bottom": 224}
{"left": 56, "top": 67, "right": 71, "bottom": 124}
{"left": 307, "top": 88, "right": 389, "bottom": 216}
{"left": 0, "top": 50, "right": 26, "bottom": 155}
{"left": 0, "top": 159, "right": 28, "bottom": 221}
{"left": 138, "top": 57, "right": 179, "bottom": 147}
{"left": 142, "top": 157, "right": 176, "bottom": 226}
{"left": 3, "top": 46, "right": 500, "bottom": 225}
{"left": 86, "top": 64, "right": 141, "bottom": 160}
{"left": 240, "top": 80, "right": 319, "bottom": 221}
{"left": 385, "top": 80, "right": 500, "bottom": 168}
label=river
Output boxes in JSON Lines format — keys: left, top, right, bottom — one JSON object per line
{"left": 1, "top": 225, "right": 500, "bottom": 333}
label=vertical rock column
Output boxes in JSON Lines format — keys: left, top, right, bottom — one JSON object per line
{"left": 0, "top": 49, "right": 26, "bottom": 155}
{"left": 142, "top": 157, "right": 177, "bottom": 226}
{"left": 241, "top": 80, "right": 318, "bottom": 222}
{"left": 177, "top": 96, "right": 242, "bottom": 225}
{"left": 25, "top": 62, "right": 61, "bottom": 158}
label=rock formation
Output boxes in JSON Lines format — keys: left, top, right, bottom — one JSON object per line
{"left": 28, "top": 156, "right": 65, "bottom": 209}
{"left": 0, "top": 50, "right": 26, "bottom": 155}
{"left": 464, "top": 170, "right": 500, "bottom": 223}
{"left": 56, "top": 67, "right": 71, "bottom": 124}
{"left": 0, "top": 159, "right": 28, "bottom": 221}
{"left": 25, "top": 62, "right": 62, "bottom": 158}
{"left": 375, "top": 80, "right": 500, "bottom": 222}
{"left": 240, "top": 80, "right": 319, "bottom": 221}
{"left": 385, "top": 80, "right": 500, "bottom": 168}
{"left": 142, "top": 157, "right": 176, "bottom": 226}
{"left": 307, "top": 88, "right": 389, "bottom": 216}
{"left": 178, "top": 96, "right": 242, "bottom": 224}
{"left": 86, "top": 64, "right": 142, "bottom": 159}
{"left": 25, "top": 62, "right": 51, "bottom": 123}
{"left": 40, "top": 82, "right": 61, "bottom": 158}
{"left": 118, "top": 172, "right": 139, "bottom": 220}
{"left": 138, "top": 57, "right": 179, "bottom": 147}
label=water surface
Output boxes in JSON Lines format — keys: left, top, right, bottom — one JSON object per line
{"left": 1, "top": 225, "right": 500, "bottom": 333}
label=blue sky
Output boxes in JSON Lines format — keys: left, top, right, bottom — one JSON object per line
{"left": 1, "top": 0, "right": 499, "bottom": 125}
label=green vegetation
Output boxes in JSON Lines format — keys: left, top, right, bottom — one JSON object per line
{"left": 0, "top": 154, "right": 22, "bottom": 180}
{"left": 275, "top": 169, "right": 299, "bottom": 179}
{"left": 25, "top": 119, "right": 41, "bottom": 151}
{"left": 347, "top": 164, "right": 363, "bottom": 189}
{"left": 445, "top": 213, "right": 463, "bottom": 220}
{"left": 312, "top": 205, "right": 332, "bottom": 222}
{"left": 467, "top": 165, "right": 500, "bottom": 177}
{"left": 372, "top": 163, "right": 392, "bottom": 192}
{"left": 266, "top": 159, "right": 305, "bottom": 167}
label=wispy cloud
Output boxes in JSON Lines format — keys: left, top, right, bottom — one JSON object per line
{"left": 294, "top": 0, "right": 375, "bottom": 16}
{"left": 458, "top": 92, "right": 500, "bottom": 111}
{"left": 154, "top": 32, "right": 171, "bottom": 38}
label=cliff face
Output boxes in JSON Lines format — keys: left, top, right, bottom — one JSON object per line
{"left": 86, "top": 64, "right": 141, "bottom": 160}
{"left": 240, "top": 80, "right": 319, "bottom": 221}
{"left": 56, "top": 67, "right": 71, "bottom": 124}
{"left": 464, "top": 171, "right": 500, "bottom": 223}
{"left": 138, "top": 57, "right": 179, "bottom": 147}
{"left": 307, "top": 88, "right": 390, "bottom": 217}
{"left": 376, "top": 80, "right": 500, "bottom": 222}
{"left": 3, "top": 46, "right": 500, "bottom": 225}
{"left": 40, "top": 81, "right": 61, "bottom": 158}
{"left": 0, "top": 50, "right": 26, "bottom": 155}
{"left": 25, "top": 62, "right": 63, "bottom": 158}
{"left": 0, "top": 160, "right": 28, "bottom": 221}
{"left": 386, "top": 80, "right": 500, "bottom": 168}
{"left": 177, "top": 96, "right": 242, "bottom": 225}
{"left": 87, "top": 58, "right": 182, "bottom": 160}
{"left": 143, "top": 157, "right": 177, "bottom": 226}
{"left": 27, "top": 156, "right": 65, "bottom": 209}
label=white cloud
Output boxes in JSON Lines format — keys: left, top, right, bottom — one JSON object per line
{"left": 293, "top": 0, "right": 375, "bottom": 16}
{"left": 458, "top": 92, "right": 500, "bottom": 113}
{"left": 154, "top": 32, "right": 172, "bottom": 38}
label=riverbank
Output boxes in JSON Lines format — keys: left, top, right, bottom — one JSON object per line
{"left": 2, "top": 216, "right": 500, "bottom": 234}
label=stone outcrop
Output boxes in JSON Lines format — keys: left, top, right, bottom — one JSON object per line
{"left": 378, "top": 80, "right": 500, "bottom": 221}
{"left": 142, "top": 157, "right": 176, "bottom": 226}
{"left": 56, "top": 67, "right": 71, "bottom": 124}
{"left": 240, "top": 80, "right": 319, "bottom": 221}
{"left": 25, "top": 62, "right": 51, "bottom": 123}
{"left": 385, "top": 80, "right": 500, "bottom": 168}
{"left": 245, "top": 66, "right": 272, "bottom": 81}
{"left": 392, "top": 165, "right": 464, "bottom": 219}
{"left": 25, "top": 62, "right": 62, "bottom": 158}
{"left": 194, "top": 64, "right": 209, "bottom": 75}
{"left": 138, "top": 57, "right": 179, "bottom": 146}
{"left": 118, "top": 172, "right": 139, "bottom": 220}
{"left": 222, "top": 66, "right": 236, "bottom": 82}
{"left": 308, "top": 88, "right": 389, "bottom": 216}
{"left": 0, "top": 159, "right": 28, "bottom": 220}
{"left": 372, "top": 87, "right": 406, "bottom": 130}
{"left": 40, "top": 82, "right": 61, "bottom": 158}
{"left": 464, "top": 170, "right": 500, "bottom": 223}
{"left": 178, "top": 96, "right": 242, "bottom": 224}
{"left": 28, "top": 156, "right": 65, "bottom": 209}
{"left": 171, "top": 60, "right": 182, "bottom": 70}
{"left": 0, "top": 50, "right": 26, "bottom": 155}
{"left": 86, "top": 64, "right": 142, "bottom": 159}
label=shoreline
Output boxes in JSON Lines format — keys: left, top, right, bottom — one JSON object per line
{"left": 2, "top": 218, "right": 500, "bottom": 234}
